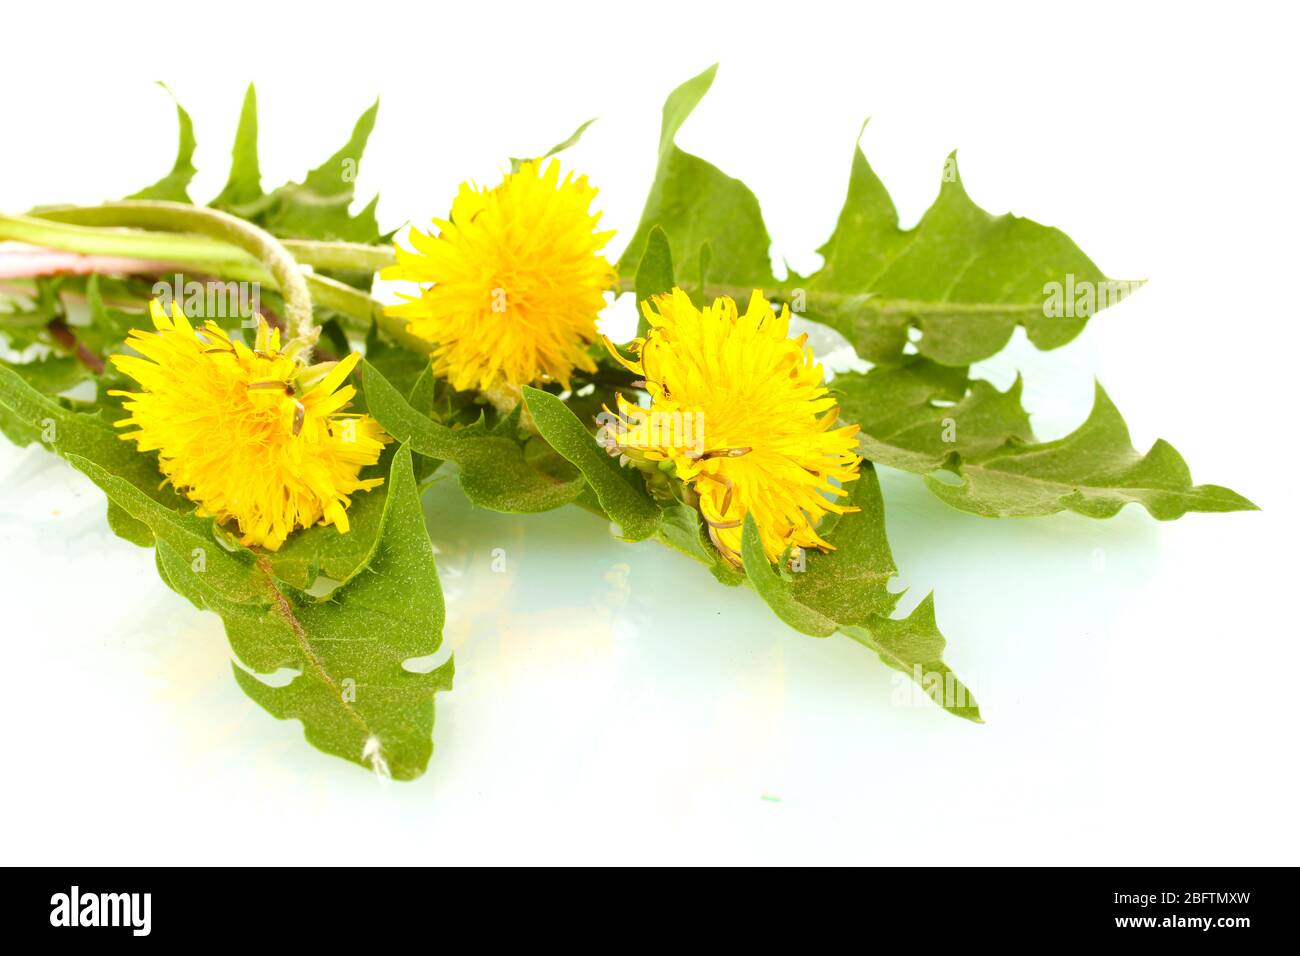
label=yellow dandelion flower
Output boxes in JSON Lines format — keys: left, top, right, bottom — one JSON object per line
{"left": 109, "top": 300, "right": 390, "bottom": 551}
{"left": 604, "top": 288, "right": 862, "bottom": 566}
{"left": 382, "top": 159, "right": 615, "bottom": 392}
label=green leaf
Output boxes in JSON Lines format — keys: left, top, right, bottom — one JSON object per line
{"left": 0, "top": 278, "right": 63, "bottom": 349}
{"left": 833, "top": 362, "right": 1256, "bottom": 519}
{"left": 805, "top": 138, "right": 1135, "bottom": 365}
{"left": 362, "top": 360, "right": 584, "bottom": 513}
{"left": 319, "top": 317, "right": 352, "bottom": 359}
{"left": 70, "top": 444, "right": 452, "bottom": 779}
{"left": 843, "top": 596, "right": 982, "bottom": 723}
{"left": 67, "top": 453, "right": 262, "bottom": 604}
{"left": 617, "top": 65, "right": 775, "bottom": 289}
{"left": 78, "top": 274, "right": 149, "bottom": 354}
{"left": 633, "top": 225, "right": 675, "bottom": 338}
{"left": 783, "top": 477, "right": 901, "bottom": 626}
{"left": 4, "top": 355, "right": 450, "bottom": 776}
{"left": 522, "top": 386, "right": 660, "bottom": 541}
{"left": 214, "top": 95, "right": 382, "bottom": 245}
{"left": 261, "top": 99, "right": 382, "bottom": 243}
{"left": 363, "top": 318, "right": 430, "bottom": 400}
{"left": 654, "top": 502, "right": 744, "bottom": 587}
{"left": 741, "top": 467, "right": 898, "bottom": 633}
{"left": 266, "top": 445, "right": 395, "bottom": 590}
{"left": 211, "top": 83, "right": 263, "bottom": 210}
{"left": 105, "top": 500, "right": 156, "bottom": 549}
{"left": 127, "top": 83, "right": 197, "bottom": 203}
{"left": 2, "top": 297, "right": 159, "bottom": 544}
{"left": 509, "top": 117, "right": 597, "bottom": 172}
{"left": 741, "top": 516, "right": 837, "bottom": 637}
{"left": 0, "top": 363, "right": 187, "bottom": 541}
{"left": 229, "top": 445, "right": 450, "bottom": 779}
{"left": 833, "top": 357, "right": 1034, "bottom": 475}
{"left": 0, "top": 355, "right": 92, "bottom": 397}
{"left": 621, "top": 72, "right": 1130, "bottom": 366}
{"left": 0, "top": 302, "right": 55, "bottom": 348}
{"left": 740, "top": 463, "right": 979, "bottom": 721}
{"left": 924, "top": 382, "right": 1257, "bottom": 519}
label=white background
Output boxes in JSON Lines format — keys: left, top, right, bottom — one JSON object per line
{"left": 1, "top": 1, "right": 1296, "bottom": 865}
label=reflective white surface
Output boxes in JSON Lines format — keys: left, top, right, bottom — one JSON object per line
{"left": 0, "top": 1, "right": 1295, "bottom": 865}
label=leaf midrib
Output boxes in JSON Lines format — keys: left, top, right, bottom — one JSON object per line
{"left": 255, "top": 555, "right": 373, "bottom": 737}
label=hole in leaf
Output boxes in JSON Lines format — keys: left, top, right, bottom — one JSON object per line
{"left": 233, "top": 663, "right": 299, "bottom": 688}
{"left": 403, "top": 643, "right": 453, "bottom": 674}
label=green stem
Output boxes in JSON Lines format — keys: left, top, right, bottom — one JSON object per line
{"left": 0, "top": 207, "right": 423, "bottom": 354}
{"left": 32, "top": 201, "right": 316, "bottom": 348}
{"left": 281, "top": 239, "right": 395, "bottom": 274}
{"left": 13, "top": 207, "right": 1007, "bottom": 325}
{"left": 305, "top": 273, "right": 432, "bottom": 353}
{"left": 0, "top": 212, "right": 261, "bottom": 276}
{"left": 3, "top": 209, "right": 400, "bottom": 277}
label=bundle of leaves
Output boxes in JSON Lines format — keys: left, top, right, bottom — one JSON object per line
{"left": 0, "top": 70, "right": 1254, "bottom": 779}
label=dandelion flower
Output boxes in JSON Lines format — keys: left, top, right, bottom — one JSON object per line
{"left": 382, "top": 159, "right": 615, "bottom": 392}
{"left": 110, "top": 301, "right": 390, "bottom": 550}
{"left": 604, "top": 288, "right": 861, "bottom": 566}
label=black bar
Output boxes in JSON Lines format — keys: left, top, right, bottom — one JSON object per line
{"left": 4, "top": 866, "right": 1290, "bottom": 941}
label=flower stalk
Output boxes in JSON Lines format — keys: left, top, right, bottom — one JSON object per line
{"left": 30, "top": 201, "right": 317, "bottom": 351}
{"left": 0, "top": 206, "right": 427, "bottom": 352}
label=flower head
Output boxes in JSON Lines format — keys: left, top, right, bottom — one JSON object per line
{"left": 109, "top": 301, "right": 389, "bottom": 551}
{"left": 382, "top": 159, "right": 615, "bottom": 392}
{"left": 604, "top": 289, "right": 861, "bottom": 566}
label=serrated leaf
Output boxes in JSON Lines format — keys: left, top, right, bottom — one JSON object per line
{"left": 833, "top": 357, "right": 1034, "bottom": 474}
{"left": 261, "top": 100, "right": 382, "bottom": 243}
{"left": 211, "top": 83, "right": 262, "bottom": 209}
{"left": 214, "top": 96, "right": 382, "bottom": 246}
{"left": 833, "top": 362, "right": 1256, "bottom": 520}
{"left": 806, "top": 137, "right": 1133, "bottom": 365}
{"left": 925, "top": 383, "right": 1257, "bottom": 519}
{"left": 8, "top": 353, "right": 451, "bottom": 776}
{"left": 617, "top": 65, "right": 775, "bottom": 289}
{"left": 70, "top": 445, "right": 452, "bottom": 779}
{"left": 622, "top": 72, "right": 1129, "bottom": 367}
{"left": 228, "top": 446, "right": 451, "bottom": 779}
{"left": 126, "top": 83, "right": 197, "bottom": 203}
{"left": 362, "top": 360, "right": 584, "bottom": 513}
{"left": 522, "top": 386, "right": 660, "bottom": 541}
{"left": 842, "top": 596, "right": 982, "bottom": 722}
{"left": 740, "top": 463, "right": 979, "bottom": 721}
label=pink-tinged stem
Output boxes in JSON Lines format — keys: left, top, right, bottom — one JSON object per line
{"left": 0, "top": 245, "right": 177, "bottom": 280}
